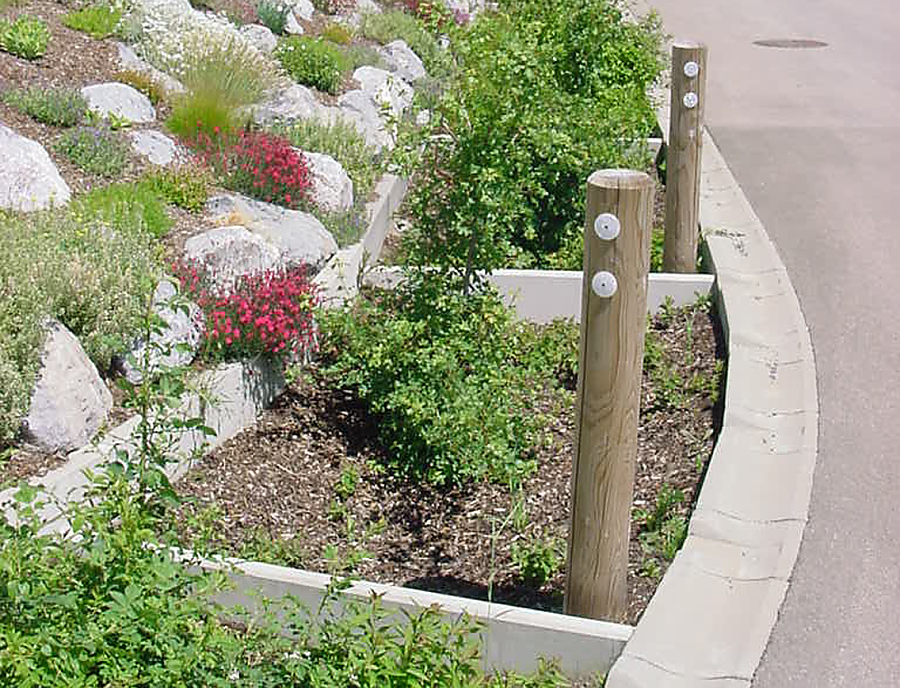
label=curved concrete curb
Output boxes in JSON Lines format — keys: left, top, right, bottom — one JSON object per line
{"left": 606, "top": 131, "right": 819, "bottom": 687}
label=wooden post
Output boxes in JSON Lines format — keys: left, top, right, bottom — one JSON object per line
{"left": 564, "top": 170, "right": 653, "bottom": 621}
{"left": 663, "top": 41, "right": 708, "bottom": 273}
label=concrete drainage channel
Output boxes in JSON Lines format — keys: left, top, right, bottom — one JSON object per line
{"left": 0, "top": 123, "right": 812, "bottom": 681}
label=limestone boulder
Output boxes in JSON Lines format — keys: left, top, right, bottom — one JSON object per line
{"left": 115, "top": 42, "right": 186, "bottom": 98}
{"left": 22, "top": 321, "right": 113, "bottom": 454}
{"left": 303, "top": 151, "right": 354, "bottom": 213}
{"left": 81, "top": 83, "right": 156, "bottom": 124}
{"left": 129, "top": 130, "right": 182, "bottom": 166}
{"left": 380, "top": 40, "right": 427, "bottom": 82}
{"left": 0, "top": 124, "right": 71, "bottom": 212}
{"left": 183, "top": 226, "right": 284, "bottom": 294}
{"left": 240, "top": 24, "right": 278, "bottom": 53}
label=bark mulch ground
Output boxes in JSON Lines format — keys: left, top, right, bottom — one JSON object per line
{"left": 171, "top": 301, "right": 725, "bottom": 626}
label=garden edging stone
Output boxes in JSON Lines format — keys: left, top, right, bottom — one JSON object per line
{"left": 604, "top": 127, "right": 819, "bottom": 688}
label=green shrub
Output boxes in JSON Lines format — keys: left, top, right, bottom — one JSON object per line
{"left": 146, "top": 164, "right": 212, "bottom": 212}
{"left": 69, "top": 181, "right": 172, "bottom": 239}
{"left": 316, "top": 204, "right": 368, "bottom": 247}
{"left": 62, "top": 3, "right": 123, "bottom": 39}
{"left": 256, "top": 0, "right": 290, "bottom": 34}
{"left": 397, "top": 0, "right": 662, "bottom": 280}
{"left": 54, "top": 124, "right": 131, "bottom": 177}
{"left": 320, "top": 274, "right": 577, "bottom": 486}
{"left": 321, "top": 21, "right": 352, "bottom": 45}
{"left": 114, "top": 69, "right": 167, "bottom": 105}
{"left": 0, "top": 86, "right": 87, "bottom": 127}
{"left": 345, "top": 42, "right": 385, "bottom": 70}
{"left": 168, "top": 37, "right": 277, "bottom": 140}
{"left": 275, "top": 35, "right": 350, "bottom": 95}
{"left": 0, "top": 210, "right": 159, "bottom": 443}
{"left": 360, "top": 9, "right": 449, "bottom": 77}
{"left": 0, "top": 15, "right": 50, "bottom": 60}
{"left": 511, "top": 534, "right": 563, "bottom": 587}
{"left": 276, "top": 116, "right": 381, "bottom": 197}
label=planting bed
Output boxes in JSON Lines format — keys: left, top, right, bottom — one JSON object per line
{"left": 169, "top": 298, "right": 724, "bottom": 626}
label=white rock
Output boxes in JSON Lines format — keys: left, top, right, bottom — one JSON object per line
{"left": 22, "top": 321, "right": 113, "bottom": 454}
{"left": 205, "top": 193, "right": 338, "bottom": 271}
{"left": 380, "top": 39, "right": 427, "bottom": 82}
{"left": 183, "top": 226, "right": 284, "bottom": 294}
{"left": 352, "top": 66, "right": 414, "bottom": 118}
{"left": 292, "top": 0, "right": 314, "bottom": 21}
{"left": 355, "top": 0, "right": 380, "bottom": 13}
{"left": 338, "top": 89, "right": 392, "bottom": 151}
{"left": 240, "top": 24, "right": 278, "bottom": 53}
{"left": 118, "top": 279, "right": 203, "bottom": 384}
{"left": 254, "top": 84, "right": 324, "bottom": 125}
{"left": 284, "top": 10, "right": 304, "bottom": 35}
{"left": 82, "top": 83, "right": 156, "bottom": 124}
{"left": 115, "top": 42, "right": 186, "bottom": 97}
{"left": 0, "top": 124, "right": 71, "bottom": 212}
{"left": 303, "top": 151, "right": 354, "bottom": 213}
{"left": 129, "top": 130, "right": 182, "bottom": 166}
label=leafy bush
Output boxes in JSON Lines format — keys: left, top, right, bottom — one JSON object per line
{"left": 256, "top": 0, "right": 290, "bottom": 33}
{"left": 398, "top": 0, "right": 663, "bottom": 279}
{"left": 146, "top": 163, "right": 213, "bottom": 211}
{"left": 320, "top": 274, "right": 573, "bottom": 486}
{"left": 0, "top": 85, "right": 87, "bottom": 126}
{"left": 360, "top": 8, "right": 449, "bottom": 77}
{"left": 114, "top": 69, "right": 167, "bottom": 105}
{"left": 321, "top": 21, "right": 352, "bottom": 45}
{"left": 70, "top": 180, "right": 172, "bottom": 238}
{"left": 275, "top": 35, "right": 350, "bottom": 95}
{"left": 0, "top": 209, "right": 159, "bottom": 443}
{"left": 54, "top": 124, "right": 131, "bottom": 177}
{"left": 173, "top": 261, "right": 317, "bottom": 361}
{"left": 190, "top": 127, "right": 312, "bottom": 208}
{"left": 276, "top": 116, "right": 381, "bottom": 197}
{"left": 0, "top": 14, "right": 50, "bottom": 60}
{"left": 167, "top": 37, "right": 277, "bottom": 140}
{"left": 62, "top": 3, "right": 123, "bottom": 39}
{"left": 511, "top": 534, "right": 563, "bottom": 587}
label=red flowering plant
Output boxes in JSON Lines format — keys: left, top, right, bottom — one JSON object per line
{"left": 188, "top": 125, "right": 312, "bottom": 209}
{"left": 172, "top": 258, "right": 318, "bottom": 365}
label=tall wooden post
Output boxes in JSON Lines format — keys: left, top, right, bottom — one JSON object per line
{"left": 663, "top": 41, "right": 708, "bottom": 273}
{"left": 564, "top": 170, "right": 653, "bottom": 621}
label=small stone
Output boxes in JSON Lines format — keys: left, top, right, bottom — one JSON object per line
{"left": 22, "top": 321, "right": 113, "bottom": 454}
{"left": 129, "top": 129, "right": 182, "bottom": 166}
{"left": 0, "top": 124, "right": 71, "bottom": 212}
{"left": 115, "top": 42, "right": 186, "bottom": 98}
{"left": 81, "top": 83, "right": 156, "bottom": 124}
{"left": 284, "top": 10, "right": 304, "bottom": 35}
{"left": 240, "top": 24, "right": 278, "bottom": 53}
{"left": 292, "top": 0, "right": 314, "bottom": 21}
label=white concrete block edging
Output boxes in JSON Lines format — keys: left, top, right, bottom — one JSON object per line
{"left": 605, "top": 131, "right": 819, "bottom": 688}
{"left": 365, "top": 266, "right": 715, "bottom": 323}
{"left": 190, "top": 556, "right": 632, "bottom": 678}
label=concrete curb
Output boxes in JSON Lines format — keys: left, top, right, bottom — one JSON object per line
{"left": 364, "top": 266, "right": 715, "bottom": 323}
{"left": 605, "top": 130, "right": 819, "bottom": 687}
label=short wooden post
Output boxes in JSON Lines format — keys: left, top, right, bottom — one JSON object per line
{"left": 564, "top": 170, "right": 653, "bottom": 621}
{"left": 663, "top": 41, "right": 708, "bottom": 273}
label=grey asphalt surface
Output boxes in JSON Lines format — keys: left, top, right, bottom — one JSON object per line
{"left": 633, "top": 0, "right": 900, "bottom": 685}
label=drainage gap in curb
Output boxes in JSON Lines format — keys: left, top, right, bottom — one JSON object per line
{"left": 753, "top": 38, "right": 828, "bottom": 49}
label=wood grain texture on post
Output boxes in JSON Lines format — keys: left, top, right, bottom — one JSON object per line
{"left": 564, "top": 169, "right": 653, "bottom": 622}
{"left": 663, "top": 41, "right": 708, "bottom": 273}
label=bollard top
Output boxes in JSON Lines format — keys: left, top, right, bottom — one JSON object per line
{"left": 588, "top": 169, "right": 652, "bottom": 191}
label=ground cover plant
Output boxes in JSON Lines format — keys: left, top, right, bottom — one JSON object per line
{"left": 0, "top": 14, "right": 49, "bottom": 60}
{"left": 54, "top": 123, "right": 131, "bottom": 177}
{"left": 360, "top": 7, "right": 449, "bottom": 78}
{"left": 0, "top": 85, "right": 87, "bottom": 126}
{"left": 62, "top": 2, "right": 123, "bottom": 39}
{"left": 276, "top": 35, "right": 352, "bottom": 95}
{"left": 394, "top": 0, "right": 664, "bottom": 277}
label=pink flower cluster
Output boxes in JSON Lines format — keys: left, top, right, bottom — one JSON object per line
{"left": 189, "top": 126, "right": 312, "bottom": 209}
{"left": 173, "top": 259, "right": 318, "bottom": 362}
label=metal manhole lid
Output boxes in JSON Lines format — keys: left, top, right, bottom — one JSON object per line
{"left": 753, "top": 38, "right": 828, "bottom": 49}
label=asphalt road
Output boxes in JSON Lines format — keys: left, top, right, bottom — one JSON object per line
{"left": 632, "top": 0, "right": 900, "bottom": 685}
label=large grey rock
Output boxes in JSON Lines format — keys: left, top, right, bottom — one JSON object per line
{"left": 292, "top": 0, "right": 314, "bottom": 21}
{"left": 380, "top": 40, "right": 427, "bottom": 82}
{"left": 284, "top": 10, "right": 304, "bottom": 35}
{"left": 353, "top": 66, "right": 414, "bottom": 118}
{"left": 303, "top": 151, "right": 353, "bottom": 213}
{"left": 253, "top": 84, "right": 328, "bottom": 126}
{"left": 206, "top": 192, "right": 338, "bottom": 271}
{"left": 240, "top": 24, "right": 278, "bottom": 53}
{"left": 22, "top": 321, "right": 113, "bottom": 454}
{"left": 115, "top": 42, "right": 186, "bottom": 97}
{"left": 129, "top": 129, "right": 182, "bottom": 166}
{"left": 0, "top": 124, "right": 71, "bottom": 212}
{"left": 338, "top": 89, "right": 392, "bottom": 151}
{"left": 183, "top": 226, "right": 284, "bottom": 294}
{"left": 81, "top": 83, "right": 156, "bottom": 124}
{"left": 118, "top": 279, "right": 203, "bottom": 384}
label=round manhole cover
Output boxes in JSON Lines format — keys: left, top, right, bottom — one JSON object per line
{"left": 753, "top": 38, "right": 828, "bottom": 49}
